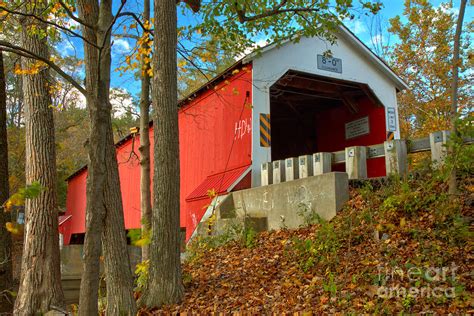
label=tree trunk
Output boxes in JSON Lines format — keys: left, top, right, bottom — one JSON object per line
{"left": 448, "top": 0, "right": 467, "bottom": 196}
{"left": 77, "top": 0, "right": 136, "bottom": 314}
{"left": 139, "top": 0, "right": 152, "bottom": 262}
{"left": 139, "top": 0, "right": 184, "bottom": 307}
{"left": 0, "top": 49, "right": 13, "bottom": 314}
{"left": 13, "top": 10, "right": 65, "bottom": 314}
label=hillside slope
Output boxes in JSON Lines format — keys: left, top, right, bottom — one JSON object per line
{"left": 143, "top": 173, "right": 473, "bottom": 314}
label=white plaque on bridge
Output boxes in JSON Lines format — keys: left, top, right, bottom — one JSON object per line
{"left": 345, "top": 116, "right": 370, "bottom": 140}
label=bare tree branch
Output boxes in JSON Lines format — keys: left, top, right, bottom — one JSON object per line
{"left": 177, "top": 43, "right": 210, "bottom": 81}
{"left": 112, "top": 33, "right": 140, "bottom": 40}
{"left": 101, "top": 0, "right": 128, "bottom": 51}
{"left": 116, "top": 12, "right": 151, "bottom": 33}
{"left": 0, "top": 41, "right": 86, "bottom": 96}
{"left": 57, "top": 0, "right": 95, "bottom": 30}
{"left": 233, "top": 1, "right": 320, "bottom": 23}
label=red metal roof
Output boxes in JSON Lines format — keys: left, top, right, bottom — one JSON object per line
{"left": 58, "top": 215, "right": 72, "bottom": 235}
{"left": 186, "top": 165, "right": 251, "bottom": 201}
{"left": 59, "top": 215, "right": 72, "bottom": 226}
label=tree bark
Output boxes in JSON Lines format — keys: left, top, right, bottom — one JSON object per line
{"left": 139, "top": 0, "right": 184, "bottom": 307}
{"left": 139, "top": 0, "right": 152, "bottom": 262}
{"left": 13, "top": 9, "right": 65, "bottom": 314}
{"left": 77, "top": 0, "right": 136, "bottom": 314}
{"left": 448, "top": 0, "right": 467, "bottom": 196}
{"left": 0, "top": 49, "right": 13, "bottom": 314}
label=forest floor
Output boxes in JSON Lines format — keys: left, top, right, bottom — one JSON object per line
{"left": 141, "top": 170, "right": 473, "bottom": 314}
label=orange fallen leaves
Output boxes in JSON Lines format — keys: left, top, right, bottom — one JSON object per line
{"left": 139, "top": 176, "right": 473, "bottom": 314}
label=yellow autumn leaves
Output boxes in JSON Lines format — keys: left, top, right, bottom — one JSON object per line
{"left": 2, "top": 182, "right": 43, "bottom": 235}
{"left": 5, "top": 222, "right": 22, "bottom": 235}
{"left": 116, "top": 20, "right": 154, "bottom": 77}
{"left": 14, "top": 61, "right": 47, "bottom": 75}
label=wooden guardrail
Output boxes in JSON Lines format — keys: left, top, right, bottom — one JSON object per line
{"left": 261, "top": 130, "right": 473, "bottom": 184}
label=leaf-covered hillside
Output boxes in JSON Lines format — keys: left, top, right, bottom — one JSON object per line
{"left": 142, "top": 172, "right": 473, "bottom": 314}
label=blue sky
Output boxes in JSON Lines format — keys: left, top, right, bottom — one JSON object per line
{"left": 56, "top": 1, "right": 473, "bottom": 102}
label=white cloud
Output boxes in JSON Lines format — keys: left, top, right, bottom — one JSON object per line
{"left": 112, "top": 39, "right": 131, "bottom": 54}
{"left": 436, "top": 3, "right": 458, "bottom": 17}
{"left": 343, "top": 18, "right": 367, "bottom": 36}
{"left": 110, "top": 88, "right": 135, "bottom": 118}
{"left": 235, "top": 39, "right": 269, "bottom": 60}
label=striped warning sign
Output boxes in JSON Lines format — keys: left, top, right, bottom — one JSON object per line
{"left": 260, "top": 113, "right": 271, "bottom": 147}
{"left": 386, "top": 131, "right": 395, "bottom": 140}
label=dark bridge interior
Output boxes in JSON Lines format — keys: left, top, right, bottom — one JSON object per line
{"left": 269, "top": 70, "right": 383, "bottom": 161}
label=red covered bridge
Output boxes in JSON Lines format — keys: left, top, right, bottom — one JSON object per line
{"left": 61, "top": 25, "right": 408, "bottom": 245}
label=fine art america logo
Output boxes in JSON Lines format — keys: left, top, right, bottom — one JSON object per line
{"left": 376, "top": 263, "right": 458, "bottom": 299}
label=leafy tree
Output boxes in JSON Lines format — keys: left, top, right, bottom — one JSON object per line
{"left": 0, "top": 0, "right": 137, "bottom": 313}
{"left": 448, "top": 0, "right": 468, "bottom": 195}
{"left": 13, "top": 1, "right": 65, "bottom": 312}
{"left": 141, "top": 0, "right": 383, "bottom": 308}
{"left": 388, "top": 0, "right": 473, "bottom": 138}
{"left": 74, "top": 0, "right": 136, "bottom": 314}
{"left": 177, "top": 36, "right": 236, "bottom": 98}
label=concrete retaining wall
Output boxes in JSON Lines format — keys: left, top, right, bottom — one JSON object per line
{"left": 60, "top": 245, "right": 141, "bottom": 305}
{"left": 195, "top": 172, "right": 349, "bottom": 237}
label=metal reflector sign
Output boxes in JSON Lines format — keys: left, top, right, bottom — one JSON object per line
{"left": 260, "top": 113, "right": 271, "bottom": 147}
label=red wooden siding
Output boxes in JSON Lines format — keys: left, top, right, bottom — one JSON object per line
{"left": 314, "top": 97, "right": 387, "bottom": 177}
{"left": 178, "top": 67, "right": 253, "bottom": 239}
{"left": 63, "top": 65, "right": 253, "bottom": 244}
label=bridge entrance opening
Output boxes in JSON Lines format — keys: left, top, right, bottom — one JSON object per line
{"left": 269, "top": 70, "right": 387, "bottom": 176}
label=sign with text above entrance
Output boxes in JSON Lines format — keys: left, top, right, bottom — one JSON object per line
{"left": 345, "top": 116, "right": 370, "bottom": 140}
{"left": 317, "top": 55, "right": 342, "bottom": 73}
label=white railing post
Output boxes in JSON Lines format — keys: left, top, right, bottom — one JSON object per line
{"left": 384, "top": 139, "right": 408, "bottom": 176}
{"left": 272, "top": 160, "right": 285, "bottom": 184}
{"left": 345, "top": 146, "right": 367, "bottom": 179}
{"left": 285, "top": 157, "right": 299, "bottom": 181}
{"left": 260, "top": 162, "right": 273, "bottom": 186}
{"left": 430, "top": 131, "right": 450, "bottom": 167}
{"left": 313, "top": 152, "right": 332, "bottom": 175}
{"left": 298, "top": 155, "right": 313, "bottom": 178}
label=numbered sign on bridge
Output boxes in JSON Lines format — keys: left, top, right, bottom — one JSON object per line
{"left": 317, "top": 55, "right": 342, "bottom": 73}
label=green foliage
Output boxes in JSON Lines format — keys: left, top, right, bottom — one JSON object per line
{"left": 322, "top": 272, "right": 338, "bottom": 297}
{"left": 187, "top": 0, "right": 382, "bottom": 57}
{"left": 127, "top": 228, "right": 151, "bottom": 248}
{"left": 186, "top": 221, "right": 259, "bottom": 263}
{"left": 297, "top": 203, "right": 321, "bottom": 226}
{"left": 358, "top": 182, "right": 374, "bottom": 201}
{"left": 442, "top": 118, "right": 474, "bottom": 178}
{"left": 3, "top": 181, "right": 44, "bottom": 211}
{"left": 134, "top": 260, "right": 149, "bottom": 292}
{"left": 434, "top": 213, "right": 472, "bottom": 246}
{"left": 379, "top": 176, "right": 447, "bottom": 216}
{"left": 291, "top": 218, "right": 340, "bottom": 271}
{"left": 186, "top": 223, "right": 242, "bottom": 263}
{"left": 402, "top": 294, "right": 415, "bottom": 309}
{"left": 241, "top": 226, "right": 257, "bottom": 249}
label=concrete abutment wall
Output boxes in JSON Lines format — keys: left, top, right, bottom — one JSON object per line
{"left": 194, "top": 172, "right": 349, "bottom": 238}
